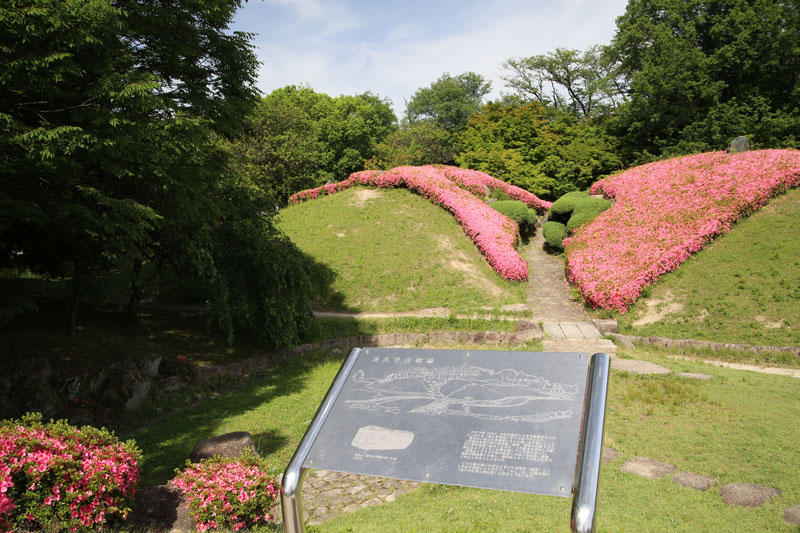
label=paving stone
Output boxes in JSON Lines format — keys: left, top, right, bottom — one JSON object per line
{"left": 783, "top": 505, "right": 800, "bottom": 525}
{"left": 542, "top": 321, "right": 566, "bottom": 339}
{"left": 543, "top": 338, "right": 617, "bottom": 355}
{"left": 602, "top": 446, "right": 620, "bottom": 463}
{"left": 592, "top": 319, "right": 619, "bottom": 334}
{"left": 677, "top": 372, "right": 713, "bottom": 380}
{"left": 721, "top": 483, "right": 781, "bottom": 507}
{"left": 559, "top": 323, "right": 583, "bottom": 338}
{"left": 620, "top": 457, "right": 676, "bottom": 479}
{"left": 576, "top": 322, "right": 602, "bottom": 338}
{"left": 672, "top": 471, "right": 717, "bottom": 491}
{"left": 612, "top": 359, "right": 671, "bottom": 375}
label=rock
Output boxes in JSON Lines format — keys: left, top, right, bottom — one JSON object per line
{"left": 190, "top": 431, "right": 259, "bottom": 463}
{"left": 10, "top": 358, "right": 63, "bottom": 418}
{"left": 727, "top": 136, "right": 750, "bottom": 153}
{"left": 620, "top": 457, "right": 676, "bottom": 479}
{"left": 783, "top": 505, "right": 800, "bottom": 525}
{"left": 592, "top": 319, "right": 619, "bottom": 334}
{"left": 123, "top": 378, "right": 151, "bottom": 411}
{"left": 721, "top": 482, "right": 781, "bottom": 507}
{"left": 483, "top": 184, "right": 492, "bottom": 197}
{"left": 145, "top": 355, "right": 163, "bottom": 378}
{"left": 602, "top": 446, "right": 620, "bottom": 463}
{"left": 672, "top": 471, "right": 717, "bottom": 491}
{"left": 130, "top": 484, "right": 194, "bottom": 532}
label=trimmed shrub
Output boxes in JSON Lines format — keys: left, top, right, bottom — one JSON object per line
{"left": 170, "top": 452, "right": 280, "bottom": 532}
{"left": 490, "top": 200, "right": 539, "bottom": 239}
{"left": 543, "top": 221, "right": 568, "bottom": 251}
{"left": 0, "top": 413, "right": 140, "bottom": 532}
{"left": 566, "top": 197, "right": 612, "bottom": 232}
{"left": 548, "top": 190, "right": 588, "bottom": 220}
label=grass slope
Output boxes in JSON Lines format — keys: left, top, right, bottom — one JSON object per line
{"left": 618, "top": 187, "right": 800, "bottom": 347}
{"left": 278, "top": 186, "right": 527, "bottom": 313}
{"left": 129, "top": 347, "right": 800, "bottom": 532}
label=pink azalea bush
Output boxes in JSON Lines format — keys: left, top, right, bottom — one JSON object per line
{"left": 170, "top": 453, "right": 280, "bottom": 532}
{"left": 289, "top": 165, "right": 552, "bottom": 280}
{"left": 0, "top": 413, "right": 140, "bottom": 532}
{"left": 565, "top": 149, "right": 800, "bottom": 311}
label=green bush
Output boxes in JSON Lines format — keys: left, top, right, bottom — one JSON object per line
{"left": 490, "top": 200, "right": 539, "bottom": 239}
{"left": 566, "top": 197, "right": 612, "bottom": 231}
{"left": 548, "top": 190, "right": 589, "bottom": 220}
{"left": 542, "top": 221, "right": 568, "bottom": 251}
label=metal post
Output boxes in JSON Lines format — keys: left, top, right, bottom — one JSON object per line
{"left": 571, "top": 352, "right": 611, "bottom": 533}
{"left": 281, "top": 347, "right": 363, "bottom": 533}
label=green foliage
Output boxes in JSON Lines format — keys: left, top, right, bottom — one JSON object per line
{"left": 502, "top": 45, "right": 628, "bottom": 118}
{"left": 405, "top": 72, "right": 491, "bottom": 133}
{"left": 228, "top": 85, "right": 397, "bottom": 204}
{"left": 611, "top": 0, "right": 800, "bottom": 162}
{"left": 549, "top": 190, "right": 589, "bottom": 217}
{"left": 549, "top": 190, "right": 611, "bottom": 231}
{"left": 456, "top": 101, "right": 621, "bottom": 199}
{"left": 542, "top": 221, "right": 567, "bottom": 251}
{"left": 489, "top": 200, "right": 538, "bottom": 239}
{"left": 365, "top": 121, "right": 457, "bottom": 168}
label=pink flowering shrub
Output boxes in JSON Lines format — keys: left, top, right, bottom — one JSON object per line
{"left": 170, "top": 453, "right": 280, "bottom": 532}
{"left": 0, "top": 413, "right": 140, "bottom": 532}
{"left": 288, "top": 165, "right": 552, "bottom": 280}
{"left": 565, "top": 149, "right": 800, "bottom": 311}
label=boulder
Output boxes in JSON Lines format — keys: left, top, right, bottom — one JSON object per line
{"left": 727, "top": 136, "right": 749, "bottom": 153}
{"left": 190, "top": 431, "right": 259, "bottom": 463}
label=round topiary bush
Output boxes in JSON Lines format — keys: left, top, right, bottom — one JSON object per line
{"left": 545, "top": 190, "right": 611, "bottom": 248}
{"left": 542, "top": 221, "right": 568, "bottom": 251}
{"left": 490, "top": 200, "right": 539, "bottom": 239}
{"left": 0, "top": 413, "right": 140, "bottom": 532}
{"left": 170, "top": 452, "right": 280, "bottom": 532}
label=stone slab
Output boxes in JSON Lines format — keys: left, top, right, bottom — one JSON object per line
{"left": 543, "top": 339, "right": 617, "bottom": 355}
{"left": 592, "top": 319, "right": 619, "bottom": 334}
{"left": 576, "top": 322, "right": 602, "bottom": 338}
{"left": 721, "top": 483, "right": 781, "bottom": 507}
{"left": 305, "top": 347, "right": 592, "bottom": 497}
{"left": 784, "top": 505, "right": 800, "bottom": 525}
{"left": 559, "top": 323, "right": 583, "bottom": 338}
{"left": 620, "top": 457, "right": 676, "bottom": 479}
{"left": 677, "top": 372, "right": 713, "bottom": 380}
{"left": 672, "top": 471, "right": 717, "bottom": 491}
{"left": 612, "top": 359, "right": 671, "bottom": 375}
{"left": 542, "top": 321, "right": 566, "bottom": 339}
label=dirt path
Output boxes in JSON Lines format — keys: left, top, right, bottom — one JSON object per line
{"left": 525, "top": 229, "right": 588, "bottom": 321}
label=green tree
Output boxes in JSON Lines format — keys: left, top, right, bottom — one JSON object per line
{"left": 503, "top": 46, "right": 628, "bottom": 119}
{"left": 0, "top": 0, "right": 314, "bottom": 346}
{"left": 405, "top": 72, "right": 491, "bottom": 133}
{"left": 611, "top": 0, "right": 800, "bottom": 161}
{"left": 228, "top": 86, "right": 396, "bottom": 205}
{"left": 364, "top": 121, "right": 457, "bottom": 168}
{"left": 456, "top": 102, "right": 621, "bottom": 199}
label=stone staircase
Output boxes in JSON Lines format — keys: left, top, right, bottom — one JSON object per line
{"left": 541, "top": 320, "right": 617, "bottom": 355}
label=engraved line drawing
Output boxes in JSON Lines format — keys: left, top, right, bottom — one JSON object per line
{"left": 343, "top": 363, "right": 578, "bottom": 423}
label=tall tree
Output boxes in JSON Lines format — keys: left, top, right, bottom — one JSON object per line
{"left": 0, "top": 0, "right": 315, "bottom": 346}
{"left": 611, "top": 0, "right": 800, "bottom": 160}
{"left": 228, "top": 86, "right": 396, "bottom": 205}
{"left": 405, "top": 72, "right": 491, "bottom": 133}
{"left": 502, "top": 46, "right": 628, "bottom": 119}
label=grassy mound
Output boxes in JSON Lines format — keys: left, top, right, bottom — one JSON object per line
{"left": 618, "top": 186, "right": 800, "bottom": 347}
{"left": 277, "top": 187, "right": 527, "bottom": 313}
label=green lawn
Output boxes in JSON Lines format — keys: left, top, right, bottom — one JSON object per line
{"left": 277, "top": 187, "right": 528, "bottom": 313}
{"left": 616, "top": 187, "right": 800, "bottom": 348}
{"left": 128, "top": 347, "right": 800, "bottom": 532}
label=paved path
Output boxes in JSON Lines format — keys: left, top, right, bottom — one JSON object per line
{"left": 525, "top": 230, "right": 587, "bottom": 322}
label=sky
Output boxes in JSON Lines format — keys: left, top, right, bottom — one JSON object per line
{"left": 231, "top": 0, "right": 630, "bottom": 116}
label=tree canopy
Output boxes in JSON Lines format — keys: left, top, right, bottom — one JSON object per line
{"left": 610, "top": 0, "right": 800, "bottom": 160}
{"left": 405, "top": 72, "right": 491, "bottom": 133}
{"left": 0, "top": 0, "right": 314, "bottom": 346}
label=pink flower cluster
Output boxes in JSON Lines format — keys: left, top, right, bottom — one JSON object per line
{"left": 0, "top": 419, "right": 139, "bottom": 532}
{"left": 288, "top": 165, "right": 552, "bottom": 280}
{"left": 565, "top": 149, "right": 800, "bottom": 311}
{"left": 170, "top": 459, "right": 280, "bottom": 532}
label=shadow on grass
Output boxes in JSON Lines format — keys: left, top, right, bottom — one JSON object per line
{"left": 125, "top": 349, "right": 340, "bottom": 485}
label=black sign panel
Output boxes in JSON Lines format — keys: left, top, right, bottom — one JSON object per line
{"left": 304, "top": 348, "right": 589, "bottom": 497}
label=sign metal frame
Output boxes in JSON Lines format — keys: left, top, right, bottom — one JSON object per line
{"left": 280, "top": 348, "right": 610, "bottom": 533}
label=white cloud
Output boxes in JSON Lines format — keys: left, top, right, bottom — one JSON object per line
{"left": 237, "top": 0, "right": 629, "bottom": 115}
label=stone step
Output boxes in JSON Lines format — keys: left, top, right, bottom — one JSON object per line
{"left": 541, "top": 321, "right": 602, "bottom": 339}
{"left": 542, "top": 338, "right": 617, "bottom": 354}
